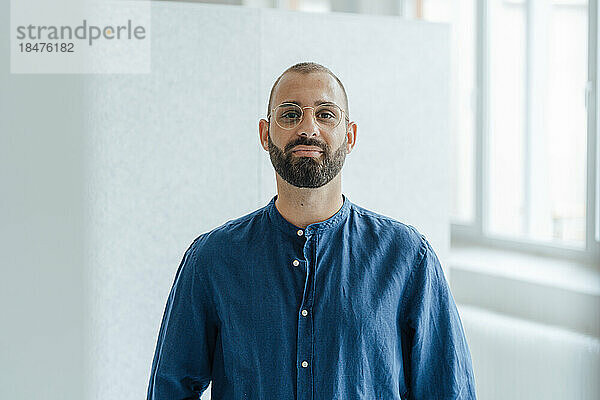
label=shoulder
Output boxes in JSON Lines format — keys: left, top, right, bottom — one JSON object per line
{"left": 186, "top": 205, "right": 269, "bottom": 258}
{"left": 348, "top": 202, "right": 427, "bottom": 257}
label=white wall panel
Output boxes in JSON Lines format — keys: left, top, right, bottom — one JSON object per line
{"left": 83, "top": 4, "right": 264, "bottom": 400}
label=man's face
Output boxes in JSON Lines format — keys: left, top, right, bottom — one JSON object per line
{"left": 263, "top": 72, "right": 352, "bottom": 188}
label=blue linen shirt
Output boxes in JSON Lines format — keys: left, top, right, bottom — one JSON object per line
{"left": 147, "top": 194, "right": 476, "bottom": 400}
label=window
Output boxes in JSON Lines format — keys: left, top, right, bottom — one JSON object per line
{"left": 488, "top": 0, "right": 589, "bottom": 247}
{"left": 409, "top": 0, "right": 598, "bottom": 263}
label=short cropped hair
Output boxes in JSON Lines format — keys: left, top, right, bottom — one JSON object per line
{"left": 267, "top": 62, "right": 349, "bottom": 118}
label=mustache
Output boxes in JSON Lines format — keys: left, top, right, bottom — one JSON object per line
{"left": 283, "top": 137, "right": 328, "bottom": 154}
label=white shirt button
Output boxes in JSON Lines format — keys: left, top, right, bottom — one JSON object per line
{"left": 297, "top": 229, "right": 304, "bottom": 236}
{"left": 301, "top": 309, "right": 308, "bottom": 317}
{"left": 292, "top": 259, "right": 300, "bottom": 267}
{"left": 301, "top": 360, "right": 309, "bottom": 368}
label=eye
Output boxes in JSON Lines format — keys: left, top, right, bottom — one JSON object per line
{"left": 281, "top": 110, "right": 301, "bottom": 119}
{"left": 316, "top": 106, "right": 339, "bottom": 120}
{"left": 317, "top": 111, "right": 335, "bottom": 119}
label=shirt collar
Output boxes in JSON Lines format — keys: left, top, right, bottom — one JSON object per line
{"left": 266, "top": 193, "right": 351, "bottom": 237}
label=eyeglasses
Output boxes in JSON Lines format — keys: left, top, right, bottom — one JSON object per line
{"left": 268, "top": 102, "right": 348, "bottom": 130}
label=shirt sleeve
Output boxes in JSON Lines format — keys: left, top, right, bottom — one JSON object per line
{"left": 146, "top": 238, "right": 219, "bottom": 400}
{"left": 401, "top": 238, "right": 477, "bottom": 400}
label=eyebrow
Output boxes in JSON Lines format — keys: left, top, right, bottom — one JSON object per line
{"left": 281, "top": 100, "right": 337, "bottom": 106}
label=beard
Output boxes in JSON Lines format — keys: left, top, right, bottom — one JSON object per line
{"left": 267, "top": 133, "right": 347, "bottom": 188}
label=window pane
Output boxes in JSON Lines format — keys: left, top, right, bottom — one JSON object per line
{"left": 488, "top": 0, "right": 526, "bottom": 237}
{"left": 529, "top": 0, "right": 587, "bottom": 246}
{"left": 487, "top": 0, "right": 588, "bottom": 247}
{"left": 418, "top": 0, "right": 477, "bottom": 224}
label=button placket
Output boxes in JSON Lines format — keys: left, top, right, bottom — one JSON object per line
{"left": 296, "top": 233, "right": 315, "bottom": 400}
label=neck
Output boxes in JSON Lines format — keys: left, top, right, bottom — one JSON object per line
{"left": 274, "top": 174, "right": 344, "bottom": 229}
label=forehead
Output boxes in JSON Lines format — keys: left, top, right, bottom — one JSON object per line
{"left": 272, "top": 71, "right": 344, "bottom": 107}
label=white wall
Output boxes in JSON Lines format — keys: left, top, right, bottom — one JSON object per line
{"left": 0, "top": 2, "right": 451, "bottom": 400}
{"left": 0, "top": 0, "right": 85, "bottom": 399}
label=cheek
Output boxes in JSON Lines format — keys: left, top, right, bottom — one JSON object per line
{"left": 268, "top": 133, "right": 291, "bottom": 152}
{"left": 330, "top": 132, "right": 348, "bottom": 152}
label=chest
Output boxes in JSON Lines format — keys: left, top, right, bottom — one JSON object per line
{"left": 210, "top": 237, "right": 405, "bottom": 339}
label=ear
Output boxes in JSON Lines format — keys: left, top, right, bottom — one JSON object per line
{"left": 258, "top": 119, "right": 270, "bottom": 151}
{"left": 345, "top": 121, "right": 357, "bottom": 154}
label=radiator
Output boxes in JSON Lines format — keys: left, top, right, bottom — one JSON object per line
{"left": 458, "top": 305, "right": 600, "bottom": 399}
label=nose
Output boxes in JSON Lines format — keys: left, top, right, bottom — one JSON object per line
{"left": 297, "top": 107, "right": 320, "bottom": 137}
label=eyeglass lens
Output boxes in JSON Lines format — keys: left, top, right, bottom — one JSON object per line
{"left": 274, "top": 103, "right": 342, "bottom": 129}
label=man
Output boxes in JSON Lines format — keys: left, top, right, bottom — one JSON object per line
{"left": 147, "top": 62, "right": 476, "bottom": 400}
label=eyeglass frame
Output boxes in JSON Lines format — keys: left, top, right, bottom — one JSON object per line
{"left": 267, "top": 102, "right": 350, "bottom": 131}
